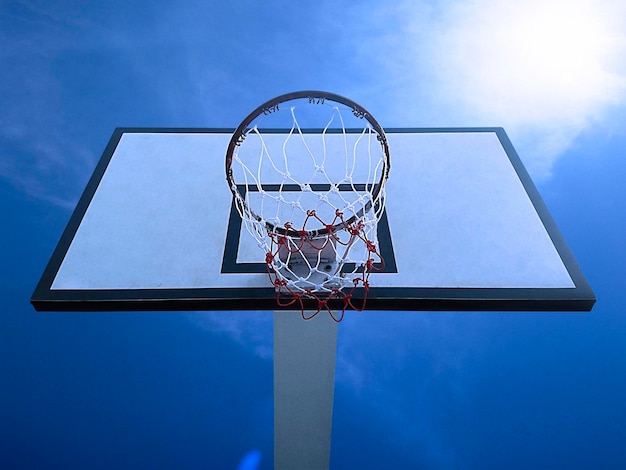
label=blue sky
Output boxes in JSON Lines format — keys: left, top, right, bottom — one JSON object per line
{"left": 2, "top": 0, "right": 626, "bottom": 468}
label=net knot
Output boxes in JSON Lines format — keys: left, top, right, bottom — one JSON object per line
{"left": 365, "top": 240, "right": 377, "bottom": 252}
{"left": 273, "top": 278, "right": 288, "bottom": 287}
{"left": 347, "top": 225, "right": 361, "bottom": 236}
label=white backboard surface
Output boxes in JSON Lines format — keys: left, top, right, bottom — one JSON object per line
{"left": 32, "top": 128, "right": 595, "bottom": 311}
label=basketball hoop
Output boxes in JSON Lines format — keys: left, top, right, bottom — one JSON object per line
{"left": 225, "top": 91, "right": 390, "bottom": 321}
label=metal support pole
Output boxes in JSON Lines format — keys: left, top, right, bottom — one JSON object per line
{"left": 273, "top": 311, "right": 338, "bottom": 470}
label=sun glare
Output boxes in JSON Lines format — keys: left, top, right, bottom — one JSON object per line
{"left": 430, "top": 0, "right": 626, "bottom": 178}
{"left": 510, "top": 4, "right": 608, "bottom": 88}
{"left": 438, "top": 0, "right": 624, "bottom": 123}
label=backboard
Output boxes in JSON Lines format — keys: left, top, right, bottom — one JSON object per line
{"left": 31, "top": 127, "right": 595, "bottom": 312}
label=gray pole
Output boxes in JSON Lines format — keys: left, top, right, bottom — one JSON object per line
{"left": 273, "top": 310, "right": 338, "bottom": 470}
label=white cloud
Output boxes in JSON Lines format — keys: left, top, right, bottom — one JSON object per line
{"left": 186, "top": 311, "right": 274, "bottom": 360}
{"left": 437, "top": 0, "right": 625, "bottom": 174}
{"left": 333, "top": 311, "right": 495, "bottom": 467}
{"left": 0, "top": 5, "right": 102, "bottom": 207}
{"left": 377, "top": 0, "right": 626, "bottom": 180}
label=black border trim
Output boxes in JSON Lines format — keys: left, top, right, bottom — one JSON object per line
{"left": 31, "top": 127, "right": 596, "bottom": 312}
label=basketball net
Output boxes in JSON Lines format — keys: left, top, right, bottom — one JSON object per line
{"left": 226, "top": 91, "right": 390, "bottom": 321}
